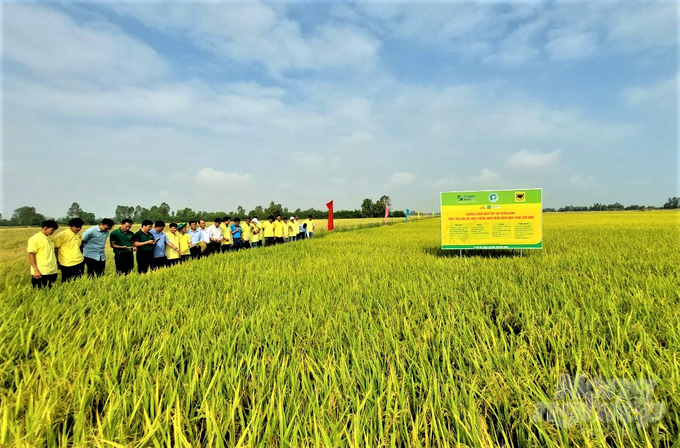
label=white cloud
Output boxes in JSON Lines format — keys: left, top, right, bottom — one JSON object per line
{"left": 623, "top": 75, "right": 678, "bottom": 114}
{"left": 391, "top": 172, "right": 416, "bottom": 185}
{"left": 104, "top": 2, "right": 379, "bottom": 75}
{"left": 196, "top": 168, "right": 250, "bottom": 186}
{"left": 3, "top": 4, "right": 166, "bottom": 85}
{"left": 545, "top": 32, "right": 597, "bottom": 60}
{"left": 506, "top": 149, "right": 561, "bottom": 169}
{"left": 473, "top": 169, "right": 499, "bottom": 183}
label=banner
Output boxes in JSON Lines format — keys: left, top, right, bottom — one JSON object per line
{"left": 405, "top": 209, "right": 409, "bottom": 222}
{"left": 384, "top": 205, "right": 389, "bottom": 224}
{"left": 326, "top": 200, "right": 334, "bottom": 231}
{"left": 440, "top": 189, "right": 542, "bottom": 249}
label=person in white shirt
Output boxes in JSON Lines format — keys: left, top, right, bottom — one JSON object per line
{"left": 206, "top": 217, "right": 223, "bottom": 255}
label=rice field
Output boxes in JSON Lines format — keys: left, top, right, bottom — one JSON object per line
{"left": 0, "top": 211, "right": 678, "bottom": 447}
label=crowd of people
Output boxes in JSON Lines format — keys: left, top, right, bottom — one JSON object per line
{"left": 27, "top": 215, "right": 316, "bottom": 288}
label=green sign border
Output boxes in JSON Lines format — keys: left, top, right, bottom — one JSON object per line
{"left": 440, "top": 188, "right": 543, "bottom": 250}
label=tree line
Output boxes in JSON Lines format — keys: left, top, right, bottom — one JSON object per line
{"left": 0, "top": 196, "right": 407, "bottom": 227}
{"left": 542, "top": 197, "right": 679, "bottom": 212}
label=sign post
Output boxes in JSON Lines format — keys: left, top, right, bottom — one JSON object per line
{"left": 440, "top": 189, "right": 542, "bottom": 250}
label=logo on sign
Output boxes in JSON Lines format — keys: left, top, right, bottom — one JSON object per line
{"left": 457, "top": 194, "right": 476, "bottom": 202}
{"left": 489, "top": 193, "right": 499, "bottom": 203}
{"left": 515, "top": 192, "right": 526, "bottom": 202}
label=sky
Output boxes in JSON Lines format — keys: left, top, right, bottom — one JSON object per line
{"left": 1, "top": 0, "right": 678, "bottom": 219}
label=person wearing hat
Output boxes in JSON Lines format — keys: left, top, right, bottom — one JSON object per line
{"left": 177, "top": 223, "right": 192, "bottom": 263}
{"left": 288, "top": 216, "right": 298, "bottom": 242}
{"left": 250, "top": 218, "right": 261, "bottom": 248}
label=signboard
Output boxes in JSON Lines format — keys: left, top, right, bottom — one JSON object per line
{"left": 440, "top": 189, "right": 542, "bottom": 250}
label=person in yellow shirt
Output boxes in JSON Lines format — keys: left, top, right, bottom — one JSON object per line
{"left": 220, "top": 216, "right": 233, "bottom": 253}
{"left": 165, "top": 223, "right": 182, "bottom": 266}
{"left": 53, "top": 217, "right": 85, "bottom": 282}
{"left": 250, "top": 218, "right": 261, "bottom": 248}
{"left": 176, "top": 223, "right": 192, "bottom": 263}
{"left": 305, "top": 215, "right": 316, "bottom": 238}
{"left": 27, "top": 220, "right": 59, "bottom": 288}
{"left": 282, "top": 216, "right": 290, "bottom": 242}
{"left": 263, "top": 215, "right": 276, "bottom": 246}
{"left": 241, "top": 217, "right": 252, "bottom": 248}
{"left": 274, "top": 215, "right": 285, "bottom": 245}
{"left": 288, "top": 216, "right": 298, "bottom": 242}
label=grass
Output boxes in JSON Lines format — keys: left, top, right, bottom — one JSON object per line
{"left": 0, "top": 211, "right": 678, "bottom": 446}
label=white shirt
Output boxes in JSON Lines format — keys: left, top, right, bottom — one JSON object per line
{"left": 199, "top": 227, "right": 210, "bottom": 243}
{"left": 207, "top": 225, "right": 223, "bottom": 242}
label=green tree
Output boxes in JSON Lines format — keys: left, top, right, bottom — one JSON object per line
{"left": 11, "top": 206, "right": 45, "bottom": 226}
{"left": 114, "top": 205, "right": 135, "bottom": 222}
{"left": 361, "top": 198, "right": 374, "bottom": 218}
{"left": 67, "top": 202, "right": 84, "bottom": 219}
{"left": 663, "top": 197, "right": 679, "bottom": 209}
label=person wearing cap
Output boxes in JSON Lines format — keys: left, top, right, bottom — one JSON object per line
{"left": 288, "top": 216, "right": 298, "bottom": 242}
{"left": 27, "top": 220, "right": 60, "bottom": 288}
{"left": 304, "top": 215, "right": 316, "bottom": 238}
{"left": 241, "top": 217, "right": 252, "bottom": 249}
{"left": 177, "top": 223, "right": 192, "bottom": 262}
{"left": 263, "top": 215, "right": 276, "bottom": 246}
{"left": 230, "top": 218, "right": 243, "bottom": 251}
{"left": 53, "top": 217, "right": 85, "bottom": 282}
{"left": 250, "top": 218, "right": 261, "bottom": 248}
{"left": 165, "top": 222, "right": 182, "bottom": 267}
{"left": 109, "top": 218, "right": 135, "bottom": 275}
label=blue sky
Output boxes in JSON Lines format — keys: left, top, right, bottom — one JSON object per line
{"left": 2, "top": 1, "right": 677, "bottom": 219}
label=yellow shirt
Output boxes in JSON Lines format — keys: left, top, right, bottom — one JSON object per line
{"left": 282, "top": 221, "right": 289, "bottom": 238}
{"left": 165, "top": 231, "right": 181, "bottom": 260}
{"left": 53, "top": 229, "right": 84, "bottom": 267}
{"left": 263, "top": 221, "right": 275, "bottom": 238}
{"left": 178, "top": 232, "right": 192, "bottom": 256}
{"left": 220, "top": 223, "right": 232, "bottom": 245}
{"left": 241, "top": 221, "right": 252, "bottom": 241}
{"left": 289, "top": 221, "right": 298, "bottom": 237}
{"left": 250, "top": 223, "right": 261, "bottom": 243}
{"left": 27, "top": 232, "right": 58, "bottom": 275}
{"left": 305, "top": 219, "right": 315, "bottom": 232}
{"left": 274, "top": 220, "right": 285, "bottom": 237}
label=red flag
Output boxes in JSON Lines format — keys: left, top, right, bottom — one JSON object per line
{"left": 326, "top": 200, "right": 334, "bottom": 231}
{"left": 384, "top": 204, "right": 389, "bottom": 224}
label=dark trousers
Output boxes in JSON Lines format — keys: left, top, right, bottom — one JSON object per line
{"left": 114, "top": 252, "right": 134, "bottom": 275}
{"left": 242, "top": 241, "right": 251, "bottom": 249}
{"left": 232, "top": 238, "right": 242, "bottom": 251}
{"left": 166, "top": 258, "right": 180, "bottom": 267}
{"left": 190, "top": 246, "right": 202, "bottom": 259}
{"left": 220, "top": 244, "right": 231, "bottom": 253}
{"left": 136, "top": 251, "right": 153, "bottom": 274}
{"left": 207, "top": 242, "right": 221, "bottom": 255}
{"left": 151, "top": 257, "right": 167, "bottom": 270}
{"left": 251, "top": 241, "right": 261, "bottom": 248}
{"left": 32, "top": 274, "right": 58, "bottom": 289}
{"left": 181, "top": 255, "right": 191, "bottom": 264}
{"left": 84, "top": 257, "right": 106, "bottom": 277}
{"left": 265, "top": 237, "right": 275, "bottom": 246}
{"left": 275, "top": 237, "right": 284, "bottom": 245}
{"left": 60, "top": 262, "right": 85, "bottom": 282}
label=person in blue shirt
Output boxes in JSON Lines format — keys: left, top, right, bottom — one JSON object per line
{"left": 230, "top": 218, "right": 243, "bottom": 251}
{"left": 81, "top": 218, "right": 114, "bottom": 277}
{"left": 150, "top": 221, "right": 179, "bottom": 270}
